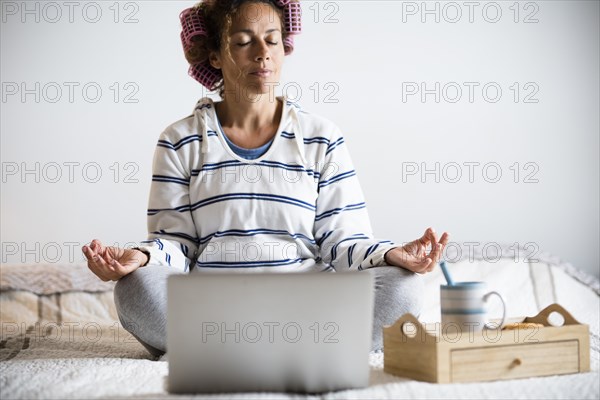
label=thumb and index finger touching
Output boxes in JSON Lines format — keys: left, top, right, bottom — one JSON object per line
{"left": 419, "top": 227, "right": 451, "bottom": 271}
{"left": 82, "top": 239, "right": 115, "bottom": 271}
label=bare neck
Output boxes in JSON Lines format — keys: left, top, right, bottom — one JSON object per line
{"left": 215, "top": 96, "right": 282, "bottom": 136}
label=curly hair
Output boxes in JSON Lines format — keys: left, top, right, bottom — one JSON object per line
{"left": 182, "top": 0, "right": 297, "bottom": 99}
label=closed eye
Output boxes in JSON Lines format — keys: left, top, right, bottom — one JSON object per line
{"left": 238, "top": 41, "right": 279, "bottom": 47}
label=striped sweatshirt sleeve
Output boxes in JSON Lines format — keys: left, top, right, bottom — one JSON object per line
{"left": 313, "top": 127, "right": 398, "bottom": 271}
{"left": 136, "top": 129, "right": 199, "bottom": 272}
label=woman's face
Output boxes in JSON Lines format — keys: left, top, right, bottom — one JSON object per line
{"left": 210, "top": 2, "right": 284, "bottom": 99}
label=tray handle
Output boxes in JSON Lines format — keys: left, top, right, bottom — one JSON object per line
{"left": 384, "top": 313, "right": 434, "bottom": 341}
{"left": 524, "top": 303, "right": 581, "bottom": 326}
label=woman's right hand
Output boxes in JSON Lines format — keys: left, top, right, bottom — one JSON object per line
{"left": 82, "top": 239, "right": 147, "bottom": 282}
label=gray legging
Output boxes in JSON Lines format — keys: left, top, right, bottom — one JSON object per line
{"left": 114, "top": 265, "right": 424, "bottom": 356}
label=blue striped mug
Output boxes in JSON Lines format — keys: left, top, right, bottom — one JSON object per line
{"left": 440, "top": 282, "right": 506, "bottom": 331}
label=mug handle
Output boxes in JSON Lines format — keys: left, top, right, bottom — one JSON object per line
{"left": 483, "top": 291, "right": 506, "bottom": 330}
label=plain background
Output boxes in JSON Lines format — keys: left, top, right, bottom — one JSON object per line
{"left": 1, "top": 1, "right": 598, "bottom": 278}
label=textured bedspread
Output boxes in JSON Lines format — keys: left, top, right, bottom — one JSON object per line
{"left": 1, "top": 245, "right": 599, "bottom": 399}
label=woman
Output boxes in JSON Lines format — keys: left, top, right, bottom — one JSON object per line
{"left": 82, "top": 0, "right": 449, "bottom": 356}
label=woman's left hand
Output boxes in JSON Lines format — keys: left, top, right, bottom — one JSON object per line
{"left": 383, "top": 227, "right": 449, "bottom": 274}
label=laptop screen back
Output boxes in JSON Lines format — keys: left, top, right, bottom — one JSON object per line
{"left": 166, "top": 271, "right": 374, "bottom": 393}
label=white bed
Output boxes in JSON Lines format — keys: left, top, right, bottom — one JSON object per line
{"left": 1, "top": 243, "right": 598, "bottom": 399}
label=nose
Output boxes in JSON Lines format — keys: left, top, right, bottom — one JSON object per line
{"left": 255, "top": 40, "right": 271, "bottom": 62}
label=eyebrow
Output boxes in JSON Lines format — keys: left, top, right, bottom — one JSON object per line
{"left": 231, "top": 28, "right": 281, "bottom": 35}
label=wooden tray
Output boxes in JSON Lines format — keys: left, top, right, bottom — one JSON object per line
{"left": 383, "top": 303, "right": 590, "bottom": 383}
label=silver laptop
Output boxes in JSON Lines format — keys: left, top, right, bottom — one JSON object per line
{"left": 166, "top": 271, "right": 374, "bottom": 394}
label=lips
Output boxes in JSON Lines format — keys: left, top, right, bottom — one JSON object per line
{"left": 250, "top": 69, "right": 272, "bottom": 77}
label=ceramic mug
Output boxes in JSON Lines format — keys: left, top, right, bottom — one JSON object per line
{"left": 440, "top": 282, "right": 506, "bottom": 331}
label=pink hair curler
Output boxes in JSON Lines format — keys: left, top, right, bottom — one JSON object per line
{"left": 283, "top": 35, "right": 294, "bottom": 56}
{"left": 281, "top": 1, "right": 301, "bottom": 34}
{"left": 275, "top": 0, "right": 292, "bottom": 6}
{"left": 180, "top": 31, "right": 193, "bottom": 53}
{"left": 180, "top": 7, "right": 208, "bottom": 49}
{"left": 189, "top": 61, "right": 222, "bottom": 91}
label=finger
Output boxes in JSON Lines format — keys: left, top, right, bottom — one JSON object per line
{"left": 427, "top": 228, "right": 439, "bottom": 248}
{"left": 91, "top": 251, "right": 116, "bottom": 276}
{"left": 101, "top": 251, "right": 114, "bottom": 266}
{"left": 410, "top": 257, "right": 432, "bottom": 273}
{"left": 419, "top": 227, "right": 437, "bottom": 257}
{"left": 82, "top": 245, "right": 92, "bottom": 260}
{"left": 412, "top": 230, "right": 429, "bottom": 257}
{"left": 439, "top": 232, "right": 450, "bottom": 254}
{"left": 88, "top": 239, "right": 119, "bottom": 281}
{"left": 430, "top": 232, "right": 449, "bottom": 260}
{"left": 427, "top": 254, "right": 440, "bottom": 272}
{"left": 426, "top": 256, "right": 437, "bottom": 272}
{"left": 439, "top": 232, "right": 450, "bottom": 246}
{"left": 421, "top": 258, "right": 435, "bottom": 273}
{"left": 426, "top": 240, "right": 442, "bottom": 264}
{"left": 82, "top": 246, "right": 99, "bottom": 263}
{"left": 82, "top": 246, "right": 97, "bottom": 266}
{"left": 82, "top": 246, "right": 113, "bottom": 281}
{"left": 85, "top": 256, "right": 110, "bottom": 281}
{"left": 88, "top": 251, "right": 104, "bottom": 270}
{"left": 418, "top": 228, "right": 432, "bottom": 246}
{"left": 433, "top": 243, "right": 444, "bottom": 264}
{"left": 91, "top": 239, "right": 104, "bottom": 253}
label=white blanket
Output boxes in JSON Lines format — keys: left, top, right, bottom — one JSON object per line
{"left": 1, "top": 245, "right": 599, "bottom": 399}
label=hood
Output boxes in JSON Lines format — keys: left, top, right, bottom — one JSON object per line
{"left": 193, "top": 94, "right": 307, "bottom": 166}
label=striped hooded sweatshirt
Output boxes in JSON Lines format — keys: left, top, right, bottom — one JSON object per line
{"left": 136, "top": 95, "right": 398, "bottom": 273}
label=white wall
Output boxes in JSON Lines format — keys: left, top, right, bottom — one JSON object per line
{"left": 1, "top": 1, "right": 598, "bottom": 278}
